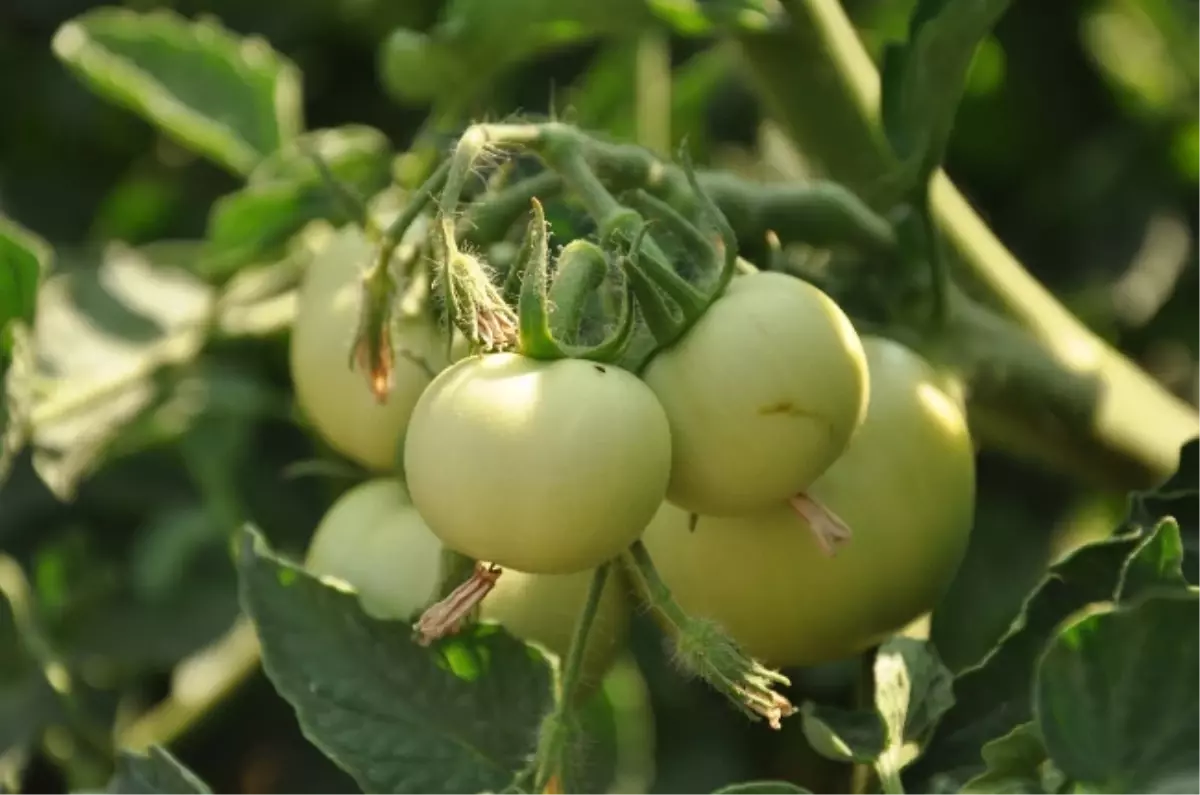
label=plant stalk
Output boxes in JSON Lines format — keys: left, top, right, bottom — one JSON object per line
{"left": 736, "top": 0, "right": 1199, "bottom": 489}
{"left": 533, "top": 563, "right": 610, "bottom": 792}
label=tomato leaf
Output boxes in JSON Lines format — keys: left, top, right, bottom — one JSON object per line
{"left": 712, "top": 781, "right": 812, "bottom": 794}
{"left": 51, "top": 7, "right": 303, "bottom": 176}
{"left": 200, "top": 126, "right": 394, "bottom": 280}
{"left": 801, "top": 638, "right": 953, "bottom": 788}
{"left": 957, "top": 722, "right": 1060, "bottom": 794}
{"left": 236, "top": 526, "right": 556, "bottom": 795}
{"left": 799, "top": 702, "right": 885, "bottom": 764}
{"left": 1117, "top": 517, "right": 1188, "bottom": 602}
{"left": 0, "top": 218, "right": 48, "bottom": 357}
{"left": 879, "top": 0, "right": 1013, "bottom": 194}
{"left": 106, "top": 746, "right": 212, "bottom": 794}
{"left": 1130, "top": 437, "right": 1199, "bottom": 579}
{"left": 26, "top": 244, "right": 216, "bottom": 499}
{"left": 646, "top": 0, "right": 785, "bottom": 35}
{"left": 1034, "top": 592, "right": 1199, "bottom": 793}
{"left": 908, "top": 528, "right": 1145, "bottom": 788}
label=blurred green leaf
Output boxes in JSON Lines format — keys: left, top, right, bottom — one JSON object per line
{"left": 879, "top": 0, "right": 1013, "bottom": 192}
{"left": 966, "top": 735, "right": 1053, "bottom": 794}
{"left": 0, "top": 660, "right": 60, "bottom": 756}
{"left": 237, "top": 526, "right": 556, "bottom": 794}
{"left": 647, "top": 0, "right": 785, "bottom": 35}
{"left": 1034, "top": 592, "right": 1199, "bottom": 793}
{"left": 799, "top": 702, "right": 885, "bottom": 764}
{"left": 200, "top": 125, "right": 393, "bottom": 279}
{"left": 909, "top": 529, "right": 1144, "bottom": 788}
{"left": 713, "top": 781, "right": 813, "bottom": 794}
{"left": 0, "top": 218, "right": 48, "bottom": 356}
{"left": 106, "top": 746, "right": 212, "bottom": 794}
{"left": 1117, "top": 517, "right": 1187, "bottom": 602}
{"left": 52, "top": 7, "right": 304, "bottom": 176}
{"left": 802, "top": 639, "right": 953, "bottom": 789}
{"left": 957, "top": 722, "right": 1057, "bottom": 794}
{"left": 28, "top": 243, "right": 215, "bottom": 498}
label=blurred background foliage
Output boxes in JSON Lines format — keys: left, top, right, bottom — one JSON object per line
{"left": 0, "top": 0, "right": 1196, "bottom": 792}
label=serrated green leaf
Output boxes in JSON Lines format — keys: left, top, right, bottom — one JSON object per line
{"left": 1117, "top": 518, "right": 1187, "bottom": 602}
{"left": 712, "top": 781, "right": 813, "bottom": 794}
{"left": 957, "top": 722, "right": 1052, "bottom": 794}
{"left": 0, "top": 218, "right": 49, "bottom": 357}
{"left": 909, "top": 529, "right": 1145, "bottom": 788}
{"left": 200, "top": 125, "right": 393, "bottom": 279}
{"left": 880, "top": 0, "right": 1013, "bottom": 192}
{"left": 106, "top": 746, "right": 212, "bottom": 794}
{"left": 237, "top": 526, "right": 556, "bottom": 794}
{"left": 1034, "top": 592, "right": 1199, "bottom": 793}
{"left": 52, "top": 7, "right": 303, "bottom": 176}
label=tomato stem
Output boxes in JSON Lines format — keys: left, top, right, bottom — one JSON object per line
{"left": 622, "top": 541, "right": 797, "bottom": 729}
{"left": 533, "top": 563, "right": 611, "bottom": 793}
{"left": 547, "top": 240, "right": 609, "bottom": 343}
{"left": 515, "top": 200, "right": 638, "bottom": 363}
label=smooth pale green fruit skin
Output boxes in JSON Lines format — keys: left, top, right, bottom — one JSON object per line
{"left": 305, "top": 478, "right": 442, "bottom": 620}
{"left": 643, "top": 272, "right": 870, "bottom": 517}
{"left": 642, "top": 336, "right": 975, "bottom": 668}
{"left": 404, "top": 352, "right": 672, "bottom": 574}
{"left": 290, "top": 225, "right": 455, "bottom": 472}
{"left": 303, "top": 478, "right": 628, "bottom": 688}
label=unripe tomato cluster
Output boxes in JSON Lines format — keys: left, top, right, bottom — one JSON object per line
{"left": 291, "top": 225, "right": 976, "bottom": 680}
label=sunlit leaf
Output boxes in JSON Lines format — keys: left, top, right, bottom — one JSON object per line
{"left": 52, "top": 7, "right": 303, "bottom": 175}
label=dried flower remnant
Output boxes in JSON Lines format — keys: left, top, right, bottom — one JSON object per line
{"left": 790, "top": 492, "right": 853, "bottom": 557}
{"left": 413, "top": 562, "right": 503, "bottom": 645}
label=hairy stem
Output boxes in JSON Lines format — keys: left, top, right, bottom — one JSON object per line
{"left": 737, "top": 0, "right": 1198, "bottom": 488}
{"left": 533, "top": 563, "right": 610, "bottom": 792}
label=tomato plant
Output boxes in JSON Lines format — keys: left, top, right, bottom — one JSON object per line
{"left": 1, "top": 1, "right": 1196, "bottom": 794}
{"left": 642, "top": 335, "right": 975, "bottom": 667}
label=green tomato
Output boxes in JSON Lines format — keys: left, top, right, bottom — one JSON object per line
{"left": 643, "top": 272, "right": 869, "bottom": 516}
{"left": 304, "top": 478, "right": 628, "bottom": 688}
{"left": 404, "top": 352, "right": 672, "bottom": 574}
{"left": 641, "top": 336, "right": 975, "bottom": 667}
{"left": 289, "top": 225, "right": 455, "bottom": 471}
{"left": 305, "top": 478, "right": 442, "bottom": 620}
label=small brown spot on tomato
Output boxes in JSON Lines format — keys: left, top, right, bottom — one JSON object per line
{"left": 758, "top": 401, "right": 816, "bottom": 419}
{"left": 593, "top": 365, "right": 606, "bottom": 374}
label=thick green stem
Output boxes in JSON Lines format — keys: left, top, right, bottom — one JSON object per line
{"left": 548, "top": 240, "right": 609, "bottom": 342}
{"left": 533, "top": 563, "right": 611, "bottom": 792}
{"left": 737, "top": 0, "right": 1199, "bottom": 489}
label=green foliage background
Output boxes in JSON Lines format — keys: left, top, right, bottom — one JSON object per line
{"left": 0, "top": 0, "right": 1196, "bottom": 792}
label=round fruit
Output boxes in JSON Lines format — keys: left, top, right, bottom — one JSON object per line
{"left": 290, "top": 225, "right": 456, "bottom": 471}
{"left": 404, "top": 352, "right": 672, "bottom": 574}
{"left": 642, "top": 271, "right": 869, "bottom": 516}
{"left": 641, "top": 336, "right": 975, "bottom": 667}
{"left": 305, "top": 478, "right": 443, "bottom": 620}
{"left": 304, "top": 478, "right": 628, "bottom": 687}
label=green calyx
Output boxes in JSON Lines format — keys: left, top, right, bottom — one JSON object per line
{"left": 597, "top": 151, "right": 741, "bottom": 354}
{"left": 516, "top": 199, "right": 635, "bottom": 364}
